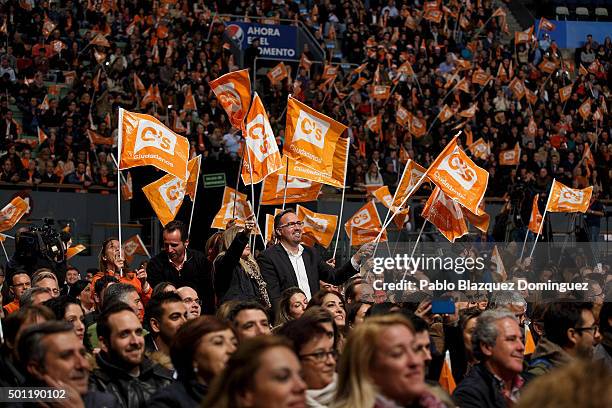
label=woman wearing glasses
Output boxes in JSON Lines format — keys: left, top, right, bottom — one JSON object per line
{"left": 277, "top": 310, "right": 339, "bottom": 408}
{"left": 214, "top": 218, "right": 271, "bottom": 308}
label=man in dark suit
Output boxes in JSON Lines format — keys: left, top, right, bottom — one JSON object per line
{"left": 258, "top": 209, "right": 374, "bottom": 309}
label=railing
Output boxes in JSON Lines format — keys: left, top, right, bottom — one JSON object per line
{"left": 0, "top": 182, "right": 116, "bottom": 192}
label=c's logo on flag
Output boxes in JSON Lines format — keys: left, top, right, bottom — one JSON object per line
{"left": 0, "top": 205, "right": 16, "bottom": 221}
{"left": 246, "top": 113, "right": 277, "bottom": 160}
{"left": 123, "top": 241, "right": 138, "bottom": 256}
{"left": 294, "top": 110, "right": 329, "bottom": 148}
{"left": 135, "top": 119, "right": 177, "bottom": 155}
{"left": 304, "top": 215, "right": 328, "bottom": 231}
{"left": 159, "top": 178, "right": 185, "bottom": 214}
{"left": 213, "top": 82, "right": 243, "bottom": 116}
{"left": 351, "top": 209, "right": 372, "bottom": 226}
{"left": 559, "top": 187, "right": 584, "bottom": 205}
{"left": 439, "top": 153, "right": 477, "bottom": 190}
{"left": 275, "top": 175, "right": 312, "bottom": 193}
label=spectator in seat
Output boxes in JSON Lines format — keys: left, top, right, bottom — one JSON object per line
{"left": 273, "top": 287, "right": 308, "bottom": 327}
{"left": 2, "top": 272, "right": 31, "bottom": 315}
{"left": 227, "top": 300, "right": 272, "bottom": 341}
{"left": 143, "top": 291, "right": 188, "bottom": 356}
{"left": 0, "top": 158, "right": 19, "bottom": 183}
{"left": 64, "top": 161, "right": 92, "bottom": 187}
{"left": 19, "top": 159, "right": 41, "bottom": 185}
{"left": 90, "top": 303, "right": 174, "bottom": 407}
{"left": 177, "top": 286, "right": 202, "bottom": 320}
{"left": 19, "top": 287, "right": 53, "bottom": 308}
{"left": 40, "top": 160, "right": 60, "bottom": 183}
{"left": 44, "top": 295, "right": 86, "bottom": 343}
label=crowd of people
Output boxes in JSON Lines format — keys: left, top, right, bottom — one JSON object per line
{"left": 0, "top": 0, "right": 610, "bottom": 407}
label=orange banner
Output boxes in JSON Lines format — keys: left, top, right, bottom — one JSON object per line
{"left": 499, "top": 143, "right": 520, "bottom": 166}
{"left": 458, "top": 104, "right": 477, "bottom": 118}
{"left": 426, "top": 135, "right": 489, "bottom": 215}
{"left": 422, "top": 187, "right": 468, "bottom": 242}
{"left": 261, "top": 167, "right": 322, "bottom": 205}
{"left": 209, "top": 69, "right": 251, "bottom": 129}
{"left": 119, "top": 108, "right": 190, "bottom": 180}
{"left": 393, "top": 160, "right": 428, "bottom": 208}
{"left": 578, "top": 99, "right": 592, "bottom": 120}
{"left": 528, "top": 194, "right": 543, "bottom": 234}
{"left": 438, "top": 105, "right": 454, "bottom": 122}
{"left": 185, "top": 155, "right": 201, "bottom": 199}
{"left": 469, "top": 138, "right": 490, "bottom": 160}
{"left": 87, "top": 129, "right": 114, "bottom": 146}
{"left": 372, "top": 186, "right": 410, "bottom": 230}
{"left": 509, "top": 78, "right": 525, "bottom": 100}
{"left": 286, "top": 137, "right": 349, "bottom": 188}
{"left": 142, "top": 173, "right": 187, "bottom": 226}
{"left": 241, "top": 93, "right": 283, "bottom": 185}
{"left": 409, "top": 115, "right": 426, "bottom": 138}
{"left": 267, "top": 62, "right": 289, "bottom": 84}
{"left": 0, "top": 197, "right": 29, "bottom": 232}
{"left": 558, "top": 85, "right": 572, "bottom": 103}
{"left": 66, "top": 244, "right": 86, "bottom": 260}
{"left": 296, "top": 205, "right": 338, "bottom": 248}
{"left": 140, "top": 84, "right": 163, "bottom": 108}
{"left": 344, "top": 201, "right": 386, "bottom": 246}
{"left": 121, "top": 172, "right": 133, "bottom": 200}
{"left": 396, "top": 106, "right": 411, "bottom": 127}
{"left": 211, "top": 187, "right": 254, "bottom": 229}
{"left": 546, "top": 179, "right": 593, "bottom": 213}
{"left": 322, "top": 65, "right": 338, "bottom": 79}
{"left": 284, "top": 97, "right": 347, "bottom": 178}
{"left": 366, "top": 115, "right": 382, "bottom": 134}
{"left": 121, "top": 234, "right": 150, "bottom": 265}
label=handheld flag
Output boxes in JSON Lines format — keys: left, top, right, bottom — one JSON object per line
{"left": 422, "top": 187, "right": 468, "bottom": 242}
{"left": 0, "top": 197, "right": 29, "bottom": 232}
{"left": 546, "top": 179, "right": 593, "bottom": 213}
{"left": 261, "top": 168, "right": 322, "bottom": 205}
{"left": 209, "top": 69, "right": 251, "bottom": 130}
{"left": 528, "top": 194, "right": 543, "bottom": 234}
{"left": 296, "top": 205, "right": 338, "bottom": 248}
{"left": 142, "top": 173, "right": 187, "bottom": 226}
{"left": 499, "top": 143, "right": 520, "bottom": 166}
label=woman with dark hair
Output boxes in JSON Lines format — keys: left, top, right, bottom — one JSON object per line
{"left": 307, "top": 290, "right": 346, "bottom": 331}
{"left": 152, "top": 281, "right": 177, "bottom": 297}
{"left": 346, "top": 301, "right": 372, "bottom": 329}
{"left": 43, "top": 295, "right": 86, "bottom": 343}
{"left": 214, "top": 221, "right": 271, "bottom": 308}
{"left": 148, "top": 316, "right": 238, "bottom": 407}
{"left": 274, "top": 287, "right": 308, "bottom": 327}
{"left": 203, "top": 336, "right": 306, "bottom": 408}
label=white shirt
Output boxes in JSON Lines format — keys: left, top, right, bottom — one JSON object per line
{"left": 281, "top": 243, "right": 312, "bottom": 300}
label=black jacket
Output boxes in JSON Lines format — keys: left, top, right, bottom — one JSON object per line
{"left": 214, "top": 230, "right": 268, "bottom": 305}
{"left": 147, "top": 379, "right": 208, "bottom": 408}
{"left": 147, "top": 248, "right": 215, "bottom": 314}
{"left": 258, "top": 243, "right": 357, "bottom": 308}
{"left": 452, "top": 363, "right": 515, "bottom": 408}
{"left": 89, "top": 353, "right": 174, "bottom": 408}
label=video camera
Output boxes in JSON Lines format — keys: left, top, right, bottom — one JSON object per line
{"left": 15, "top": 218, "right": 68, "bottom": 264}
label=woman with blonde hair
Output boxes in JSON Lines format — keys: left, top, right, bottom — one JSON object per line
{"left": 203, "top": 335, "right": 306, "bottom": 408}
{"left": 214, "top": 219, "right": 271, "bottom": 308}
{"left": 333, "top": 314, "right": 450, "bottom": 408}
{"left": 274, "top": 287, "right": 308, "bottom": 327}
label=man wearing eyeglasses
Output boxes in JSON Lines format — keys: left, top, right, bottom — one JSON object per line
{"left": 526, "top": 302, "right": 601, "bottom": 380}
{"left": 2, "top": 271, "right": 31, "bottom": 315}
{"left": 258, "top": 209, "right": 374, "bottom": 309}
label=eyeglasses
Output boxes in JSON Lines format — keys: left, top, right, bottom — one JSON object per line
{"left": 574, "top": 325, "right": 599, "bottom": 334}
{"left": 279, "top": 221, "right": 303, "bottom": 229}
{"left": 299, "top": 350, "right": 338, "bottom": 362}
{"left": 183, "top": 297, "right": 202, "bottom": 306}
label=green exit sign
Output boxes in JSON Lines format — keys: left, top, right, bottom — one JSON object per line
{"left": 203, "top": 173, "right": 226, "bottom": 188}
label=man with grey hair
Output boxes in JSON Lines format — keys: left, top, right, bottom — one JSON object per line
{"left": 453, "top": 309, "right": 525, "bottom": 408}
{"left": 489, "top": 290, "right": 528, "bottom": 326}
{"left": 19, "top": 287, "right": 53, "bottom": 307}
{"left": 17, "top": 321, "right": 118, "bottom": 407}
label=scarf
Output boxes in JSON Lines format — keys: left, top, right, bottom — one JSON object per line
{"left": 240, "top": 257, "right": 271, "bottom": 308}
{"left": 305, "top": 375, "right": 337, "bottom": 408}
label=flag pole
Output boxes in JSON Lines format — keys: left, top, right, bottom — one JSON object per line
{"left": 557, "top": 213, "right": 577, "bottom": 267}
{"left": 282, "top": 156, "right": 289, "bottom": 210}
{"left": 233, "top": 138, "right": 245, "bottom": 218}
{"left": 529, "top": 180, "right": 555, "bottom": 258}
{"left": 245, "top": 146, "right": 257, "bottom": 248}
{"left": 377, "top": 163, "right": 409, "bottom": 253}
{"left": 399, "top": 219, "right": 427, "bottom": 284}
{"left": 116, "top": 108, "right": 124, "bottom": 255}
{"left": 332, "top": 140, "right": 351, "bottom": 259}
{"left": 187, "top": 157, "right": 201, "bottom": 239}
{"left": 0, "top": 240, "right": 9, "bottom": 261}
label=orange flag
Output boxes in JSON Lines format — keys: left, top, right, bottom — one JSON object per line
{"left": 121, "top": 234, "right": 150, "bottom": 265}
{"left": 118, "top": 108, "right": 190, "bottom": 180}
{"left": 524, "top": 324, "right": 536, "bottom": 355}
{"left": 140, "top": 84, "right": 164, "bottom": 108}
{"left": 538, "top": 60, "right": 558, "bottom": 74}
{"left": 439, "top": 351, "right": 457, "bottom": 394}
{"left": 398, "top": 61, "right": 414, "bottom": 77}
{"left": 209, "top": 69, "right": 251, "bottom": 129}
{"left": 264, "top": 209, "right": 283, "bottom": 244}
{"left": 438, "top": 105, "right": 454, "bottom": 122}
{"left": 322, "top": 65, "right": 339, "bottom": 79}
{"left": 464, "top": 127, "right": 473, "bottom": 147}
{"left": 422, "top": 187, "right": 468, "bottom": 242}
{"left": 65, "top": 244, "right": 85, "bottom": 260}
{"left": 39, "top": 95, "right": 49, "bottom": 111}
{"left": 396, "top": 106, "right": 411, "bottom": 127}
{"left": 459, "top": 104, "right": 477, "bottom": 118}
{"left": 299, "top": 54, "right": 313, "bottom": 71}
{"left": 261, "top": 168, "right": 322, "bottom": 205}
{"left": 121, "top": 172, "right": 133, "bottom": 200}
{"left": 393, "top": 159, "right": 428, "bottom": 208}
{"left": 0, "top": 197, "right": 29, "bottom": 232}
{"left": 284, "top": 96, "right": 347, "bottom": 178}
{"left": 370, "top": 85, "right": 391, "bottom": 100}
{"left": 582, "top": 143, "right": 595, "bottom": 168}
{"left": 90, "top": 33, "right": 111, "bottom": 47}
{"left": 241, "top": 93, "right": 283, "bottom": 185}
{"left": 528, "top": 194, "right": 543, "bottom": 234}
{"left": 409, "top": 115, "right": 426, "bottom": 138}
{"left": 352, "top": 62, "right": 368, "bottom": 76}
{"left": 464, "top": 203, "right": 490, "bottom": 233}
{"left": 579, "top": 64, "right": 588, "bottom": 76}
{"left": 267, "top": 62, "right": 289, "bottom": 84}
{"left": 492, "top": 7, "right": 506, "bottom": 18}
{"left": 318, "top": 75, "right": 336, "bottom": 92}
{"left": 538, "top": 17, "right": 555, "bottom": 32}
{"left": 185, "top": 155, "right": 201, "bottom": 200}
{"left": 515, "top": 26, "right": 533, "bottom": 44}
{"left": 344, "top": 201, "right": 387, "bottom": 246}
{"left": 133, "top": 73, "right": 146, "bottom": 94}
{"left": 499, "top": 143, "right": 521, "bottom": 166}
{"left": 525, "top": 88, "right": 538, "bottom": 105}
{"left": 142, "top": 173, "right": 187, "bottom": 226}
{"left": 366, "top": 115, "right": 382, "bottom": 134}
{"left": 426, "top": 135, "right": 489, "bottom": 215}
{"left": 183, "top": 86, "right": 197, "bottom": 111}
{"left": 287, "top": 137, "right": 349, "bottom": 188}
{"left": 87, "top": 129, "right": 114, "bottom": 146}
{"left": 352, "top": 77, "right": 369, "bottom": 90}
{"left": 578, "top": 99, "right": 592, "bottom": 120}
{"left": 38, "top": 128, "right": 48, "bottom": 144}
{"left": 546, "top": 179, "right": 593, "bottom": 213}
{"left": 373, "top": 186, "right": 409, "bottom": 229}
{"left": 497, "top": 64, "right": 508, "bottom": 82}
{"left": 468, "top": 138, "right": 490, "bottom": 160}
{"left": 211, "top": 187, "right": 254, "bottom": 229}
{"left": 424, "top": 9, "right": 443, "bottom": 23}
{"left": 295, "top": 205, "right": 338, "bottom": 248}
{"left": 42, "top": 16, "right": 56, "bottom": 38}
{"left": 526, "top": 118, "right": 537, "bottom": 138}
{"left": 399, "top": 146, "right": 410, "bottom": 165}
{"left": 455, "top": 78, "right": 470, "bottom": 93}
{"left": 455, "top": 59, "right": 472, "bottom": 71}
{"left": 509, "top": 78, "right": 525, "bottom": 100}
{"left": 491, "top": 246, "right": 507, "bottom": 281}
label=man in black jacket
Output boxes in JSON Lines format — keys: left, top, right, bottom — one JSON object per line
{"left": 147, "top": 220, "right": 215, "bottom": 314}
{"left": 453, "top": 309, "right": 526, "bottom": 408}
{"left": 17, "top": 320, "right": 119, "bottom": 408}
{"left": 258, "top": 209, "right": 374, "bottom": 309}
{"left": 90, "top": 303, "right": 174, "bottom": 408}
